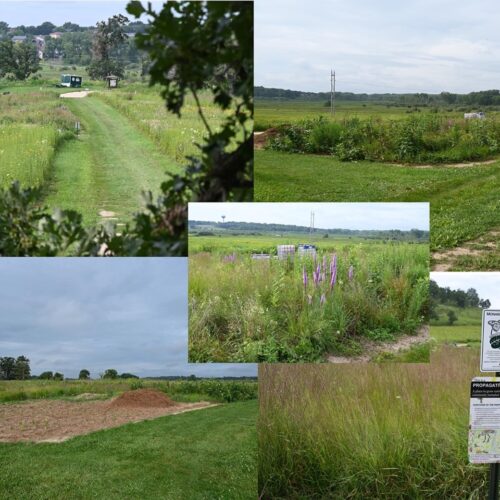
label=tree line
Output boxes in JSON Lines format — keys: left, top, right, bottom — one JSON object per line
{"left": 0, "top": 357, "right": 138, "bottom": 381}
{"left": 429, "top": 280, "right": 491, "bottom": 325}
{"left": 189, "top": 220, "right": 429, "bottom": 241}
{"left": 0, "top": 15, "right": 147, "bottom": 81}
{"left": 255, "top": 86, "right": 500, "bottom": 107}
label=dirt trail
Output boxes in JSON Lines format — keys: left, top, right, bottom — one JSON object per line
{"left": 60, "top": 90, "right": 94, "bottom": 99}
{"left": 327, "top": 325, "right": 429, "bottom": 363}
{"left": 0, "top": 392, "right": 219, "bottom": 443}
{"left": 432, "top": 229, "right": 500, "bottom": 271}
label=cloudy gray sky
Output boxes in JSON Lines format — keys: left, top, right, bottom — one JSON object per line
{"left": 0, "top": 258, "right": 256, "bottom": 378}
{"left": 255, "top": 0, "right": 500, "bottom": 93}
{"left": 0, "top": 0, "right": 163, "bottom": 26}
{"left": 431, "top": 272, "right": 500, "bottom": 308}
{"left": 189, "top": 202, "right": 429, "bottom": 230}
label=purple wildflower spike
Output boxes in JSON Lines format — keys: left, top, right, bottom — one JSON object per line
{"left": 329, "top": 266, "right": 337, "bottom": 291}
{"left": 303, "top": 266, "right": 308, "bottom": 289}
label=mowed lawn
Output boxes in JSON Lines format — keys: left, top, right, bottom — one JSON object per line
{"left": 254, "top": 150, "right": 500, "bottom": 252}
{"left": 0, "top": 400, "right": 257, "bottom": 500}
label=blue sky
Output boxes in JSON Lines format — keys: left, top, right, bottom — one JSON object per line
{"left": 0, "top": 258, "right": 256, "bottom": 378}
{"left": 0, "top": 1, "right": 164, "bottom": 26}
{"left": 431, "top": 273, "right": 500, "bottom": 309}
{"left": 255, "top": 0, "right": 500, "bottom": 93}
{"left": 189, "top": 202, "right": 429, "bottom": 231}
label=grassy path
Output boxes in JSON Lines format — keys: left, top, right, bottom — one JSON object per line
{"left": 0, "top": 401, "right": 257, "bottom": 499}
{"left": 255, "top": 150, "right": 500, "bottom": 269}
{"left": 45, "top": 94, "right": 180, "bottom": 226}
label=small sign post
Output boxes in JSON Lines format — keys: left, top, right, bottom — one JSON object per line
{"left": 481, "top": 310, "right": 500, "bottom": 372}
{"left": 472, "top": 310, "right": 500, "bottom": 499}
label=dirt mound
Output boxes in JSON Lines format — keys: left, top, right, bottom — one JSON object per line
{"left": 110, "top": 389, "right": 176, "bottom": 409}
{"left": 254, "top": 128, "right": 278, "bottom": 149}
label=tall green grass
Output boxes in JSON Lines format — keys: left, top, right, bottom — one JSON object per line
{"left": 189, "top": 242, "right": 429, "bottom": 362}
{"left": 258, "top": 346, "right": 487, "bottom": 499}
{"left": 0, "top": 378, "right": 257, "bottom": 404}
{"left": 0, "top": 91, "right": 78, "bottom": 188}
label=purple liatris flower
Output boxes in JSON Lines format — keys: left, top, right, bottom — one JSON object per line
{"left": 313, "top": 265, "right": 321, "bottom": 286}
{"left": 302, "top": 266, "right": 308, "bottom": 289}
{"left": 348, "top": 265, "right": 354, "bottom": 281}
{"left": 320, "top": 293, "right": 326, "bottom": 306}
{"left": 329, "top": 265, "right": 337, "bottom": 291}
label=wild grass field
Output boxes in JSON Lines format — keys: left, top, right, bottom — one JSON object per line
{"left": 189, "top": 236, "right": 429, "bottom": 362}
{"left": 0, "top": 397, "right": 257, "bottom": 499}
{"left": 258, "top": 346, "right": 487, "bottom": 499}
{"left": 430, "top": 304, "right": 482, "bottom": 346}
{"left": 0, "top": 62, "right": 226, "bottom": 226}
{"left": 0, "top": 377, "right": 257, "bottom": 404}
{"left": 254, "top": 100, "right": 500, "bottom": 271}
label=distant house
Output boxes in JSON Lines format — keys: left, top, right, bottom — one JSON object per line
{"left": 49, "top": 32, "right": 63, "bottom": 39}
{"left": 12, "top": 35, "right": 27, "bottom": 43}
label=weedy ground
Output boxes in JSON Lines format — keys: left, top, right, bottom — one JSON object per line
{"left": 189, "top": 238, "right": 429, "bottom": 362}
{"left": 258, "top": 346, "right": 487, "bottom": 499}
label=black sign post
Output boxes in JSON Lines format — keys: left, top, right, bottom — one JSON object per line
{"left": 489, "top": 372, "right": 500, "bottom": 500}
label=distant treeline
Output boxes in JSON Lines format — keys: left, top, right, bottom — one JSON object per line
{"left": 189, "top": 220, "right": 429, "bottom": 241}
{"left": 430, "top": 280, "right": 490, "bottom": 309}
{"left": 255, "top": 86, "right": 500, "bottom": 107}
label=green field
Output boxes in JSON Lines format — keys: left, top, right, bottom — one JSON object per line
{"left": 0, "top": 62, "right": 225, "bottom": 226}
{"left": 430, "top": 305, "right": 482, "bottom": 345}
{"left": 189, "top": 234, "right": 429, "bottom": 362}
{"left": 258, "top": 346, "right": 487, "bottom": 498}
{"left": 0, "top": 399, "right": 257, "bottom": 499}
{"left": 254, "top": 99, "right": 500, "bottom": 271}
{"left": 0, "top": 377, "right": 258, "bottom": 404}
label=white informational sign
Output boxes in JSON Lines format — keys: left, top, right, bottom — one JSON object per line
{"left": 480, "top": 310, "right": 500, "bottom": 372}
{"left": 469, "top": 378, "right": 500, "bottom": 463}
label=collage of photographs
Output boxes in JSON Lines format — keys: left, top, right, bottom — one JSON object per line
{"left": 0, "top": 0, "right": 499, "bottom": 498}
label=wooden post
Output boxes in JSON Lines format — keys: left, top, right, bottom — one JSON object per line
{"left": 489, "top": 372, "right": 500, "bottom": 500}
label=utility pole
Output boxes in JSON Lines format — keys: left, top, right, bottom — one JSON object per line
{"left": 221, "top": 215, "right": 226, "bottom": 224}
{"left": 330, "top": 69, "right": 336, "bottom": 116}
{"left": 310, "top": 212, "right": 315, "bottom": 235}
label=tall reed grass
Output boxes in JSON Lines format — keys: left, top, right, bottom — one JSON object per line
{"left": 258, "top": 346, "right": 487, "bottom": 498}
{"left": 189, "top": 243, "right": 429, "bottom": 362}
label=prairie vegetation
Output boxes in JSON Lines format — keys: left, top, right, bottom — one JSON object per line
{"left": 0, "top": 377, "right": 257, "bottom": 404}
{"left": 266, "top": 115, "right": 500, "bottom": 163}
{"left": 189, "top": 235, "right": 429, "bottom": 362}
{"left": 258, "top": 347, "right": 487, "bottom": 499}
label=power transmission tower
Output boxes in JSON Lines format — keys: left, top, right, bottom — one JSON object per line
{"left": 330, "top": 69, "right": 336, "bottom": 116}
{"left": 310, "top": 211, "right": 315, "bottom": 235}
{"left": 221, "top": 215, "right": 226, "bottom": 223}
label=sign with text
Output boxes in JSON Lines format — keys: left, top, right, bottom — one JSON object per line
{"left": 469, "top": 378, "right": 500, "bottom": 463}
{"left": 480, "top": 310, "right": 500, "bottom": 372}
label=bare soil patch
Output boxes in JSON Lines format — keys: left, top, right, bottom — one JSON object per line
{"left": 327, "top": 325, "right": 429, "bottom": 363}
{"left": 432, "top": 228, "right": 500, "bottom": 271}
{"left": 60, "top": 90, "right": 93, "bottom": 99}
{"left": 254, "top": 128, "right": 278, "bottom": 149}
{"left": 0, "top": 389, "right": 217, "bottom": 443}
{"left": 392, "top": 159, "right": 498, "bottom": 169}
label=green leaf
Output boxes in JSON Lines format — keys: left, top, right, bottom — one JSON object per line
{"left": 127, "top": 1, "right": 145, "bottom": 17}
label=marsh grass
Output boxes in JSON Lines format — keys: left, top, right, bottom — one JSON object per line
{"left": 189, "top": 242, "right": 429, "bottom": 362}
{"left": 258, "top": 346, "right": 487, "bottom": 499}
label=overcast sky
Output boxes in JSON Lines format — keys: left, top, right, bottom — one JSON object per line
{"left": 0, "top": 259, "right": 256, "bottom": 379}
{"left": 431, "top": 272, "right": 500, "bottom": 308}
{"left": 255, "top": 0, "right": 500, "bottom": 93}
{"left": 189, "top": 202, "right": 429, "bottom": 230}
{"left": 0, "top": 0, "right": 163, "bottom": 26}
